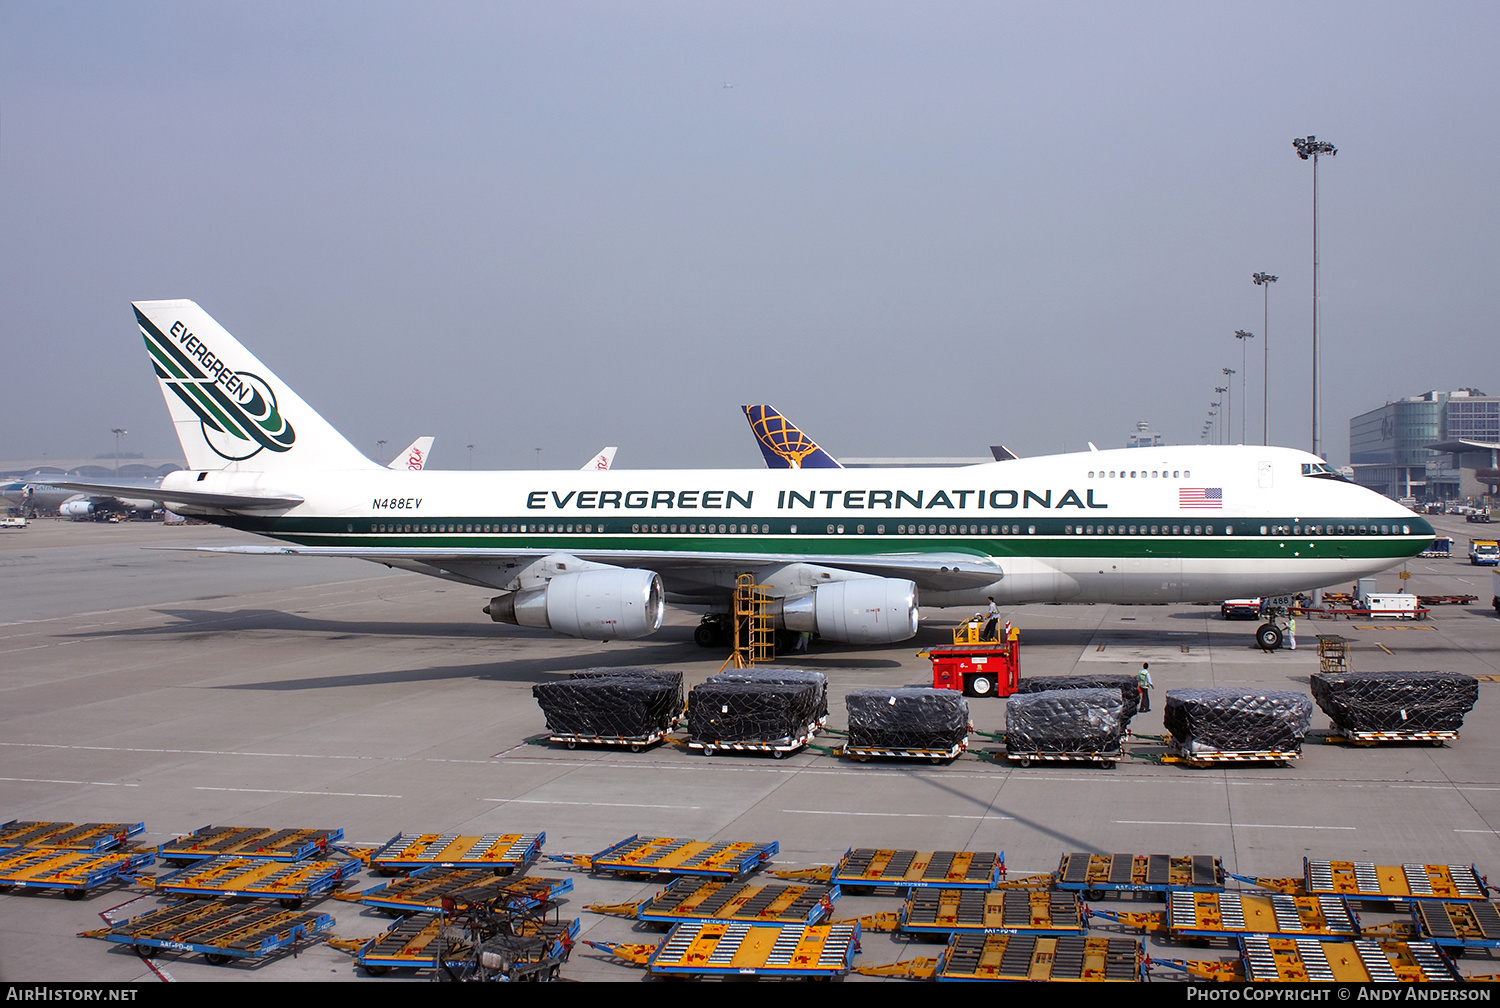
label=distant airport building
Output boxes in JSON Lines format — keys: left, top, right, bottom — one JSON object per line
{"left": 1125, "top": 421, "right": 1163, "bottom": 449}
{"left": 1349, "top": 390, "right": 1499, "bottom": 502}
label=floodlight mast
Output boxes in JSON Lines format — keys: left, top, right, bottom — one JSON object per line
{"left": 1252, "top": 273, "right": 1278, "bottom": 445}
{"left": 1233, "top": 332, "right": 1254, "bottom": 445}
{"left": 1222, "top": 368, "right": 1237, "bottom": 445}
{"left": 1293, "top": 136, "right": 1336, "bottom": 459}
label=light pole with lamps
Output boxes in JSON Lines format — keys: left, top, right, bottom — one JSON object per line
{"left": 1252, "top": 272, "right": 1277, "bottom": 444}
{"left": 1222, "top": 368, "right": 1237, "bottom": 445}
{"left": 1233, "top": 332, "right": 1254, "bottom": 445}
{"left": 1293, "top": 136, "right": 1335, "bottom": 458}
{"left": 111, "top": 428, "right": 128, "bottom": 470}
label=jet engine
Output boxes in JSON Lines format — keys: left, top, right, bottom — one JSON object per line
{"left": 59, "top": 499, "right": 95, "bottom": 519}
{"left": 774, "top": 577, "right": 919, "bottom": 644}
{"left": 484, "top": 568, "right": 664, "bottom": 640}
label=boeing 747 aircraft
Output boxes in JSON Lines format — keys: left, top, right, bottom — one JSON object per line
{"left": 128, "top": 300, "right": 1433, "bottom": 647}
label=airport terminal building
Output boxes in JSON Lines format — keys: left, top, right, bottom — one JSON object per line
{"left": 1349, "top": 389, "right": 1500, "bottom": 503}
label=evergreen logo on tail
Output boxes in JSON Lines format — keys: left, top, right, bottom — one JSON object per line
{"left": 136, "top": 307, "right": 296, "bottom": 461}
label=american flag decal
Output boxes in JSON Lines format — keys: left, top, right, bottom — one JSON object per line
{"left": 1180, "top": 487, "right": 1223, "bottom": 508}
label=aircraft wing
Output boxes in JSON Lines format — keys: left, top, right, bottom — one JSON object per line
{"left": 46, "top": 479, "right": 303, "bottom": 511}
{"left": 177, "top": 544, "right": 1004, "bottom": 593}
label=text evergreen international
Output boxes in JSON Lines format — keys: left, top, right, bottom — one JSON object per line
{"left": 523, "top": 488, "right": 1109, "bottom": 511}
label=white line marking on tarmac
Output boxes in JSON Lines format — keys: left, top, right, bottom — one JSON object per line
{"left": 1115, "top": 819, "right": 1355, "bottom": 830}
{"left": 784, "top": 809, "right": 1014, "bottom": 820}
{"left": 0, "top": 776, "right": 139, "bottom": 787}
{"left": 194, "top": 786, "right": 401, "bottom": 798}
{"left": 491, "top": 799, "right": 700, "bottom": 810}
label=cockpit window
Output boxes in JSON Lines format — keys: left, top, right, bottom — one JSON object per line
{"left": 1300, "top": 461, "right": 1350, "bottom": 482}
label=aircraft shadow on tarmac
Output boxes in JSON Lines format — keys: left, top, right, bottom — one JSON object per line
{"left": 214, "top": 644, "right": 710, "bottom": 691}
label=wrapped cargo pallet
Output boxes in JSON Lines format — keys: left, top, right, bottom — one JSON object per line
{"left": 845, "top": 688, "right": 970, "bottom": 751}
{"left": 1310, "top": 671, "right": 1478, "bottom": 733}
{"left": 532, "top": 677, "right": 680, "bottom": 740}
{"left": 568, "top": 666, "right": 684, "bottom": 715}
{"left": 1164, "top": 689, "right": 1313, "bottom": 754}
{"left": 707, "top": 669, "right": 829, "bottom": 723}
{"left": 687, "top": 681, "right": 822, "bottom": 744}
{"left": 1017, "top": 674, "right": 1141, "bottom": 721}
{"left": 1006, "top": 689, "right": 1124, "bottom": 755}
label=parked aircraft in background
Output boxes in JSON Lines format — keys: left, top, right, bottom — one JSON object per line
{"left": 744, "top": 404, "right": 1017, "bottom": 469}
{"left": 387, "top": 437, "right": 434, "bottom": 471}
{"left": 582, "top": 447, "right": 617, "bottom": 471}
{"left": 743, "top": 405, "right": 842, "bottom": 469}
{"left": 1, "top": 478, "right": 164, "bottom": 520}
{"left": 126, "top": 299, "right": 1434, "bottom": 649}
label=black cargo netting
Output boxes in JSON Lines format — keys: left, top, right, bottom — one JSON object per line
{"left": 1005, "top": 689, "right": 1125, "bottom": 754}
{"left": 706, "top": 668, "right": 829, "bottom": 721}
{"left": 568, "top": 666, "right": 684, "bottom": 710}
{"left": 1018, "top": 674, "right": 1141, "bottom": 721}
{"left": 687, "top": 682, "right": 822, "bottom": 743}
{"left": 531, "top": 677, "right": 680, "bottom": 738}
{"left": 1163, "top": 689, "right": 1313, "bottom": 754}
{"left": 1310, "top": 671, "right": 1478, "bottom": 733}
{"left": 845, "top": 688, "right": 970, "bottom": 750}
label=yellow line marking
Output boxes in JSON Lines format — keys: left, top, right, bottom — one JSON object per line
{"left": 1376, "top": 644, "right": 1394, "bottom": 655}
{"left": 1351, "top": 625, "right": 1437, "bottom": 631}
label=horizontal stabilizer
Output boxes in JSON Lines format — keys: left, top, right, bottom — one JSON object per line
{"left": 48, "top": 479, "right": 302, "bottom": 511}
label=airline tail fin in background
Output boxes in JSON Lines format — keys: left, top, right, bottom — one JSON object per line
{"left": 743, "top": 405, "right": 842, "bottom": 469}
{"left": 134, "top": 300, "right": 380, "bottom": 473}
{"left": 582, "top": 447, "right": 617, "bottom": 471}
{"left": 388, "top": 437, "right": 434, "bottom": 471}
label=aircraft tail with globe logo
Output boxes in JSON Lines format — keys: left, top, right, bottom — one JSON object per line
{"left": 742, "top": 405, "right": 843, "bottom": 470}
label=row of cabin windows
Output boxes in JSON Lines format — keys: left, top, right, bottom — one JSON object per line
{"left": 1067, "top": 524, "right": 1223, "bottom": 535}
{"left": 1088, "top": 469, "right": 1190, "bottom": 479}
{"left": 366, "top": 521, "right": 1414, "bottom": 536}
{"left": 365, "top": 522, "right": 1043, "bottom": 536}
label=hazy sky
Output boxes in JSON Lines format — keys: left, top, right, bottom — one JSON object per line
{"left": 3, "top": 1, "right": 1496, "bottom": 470}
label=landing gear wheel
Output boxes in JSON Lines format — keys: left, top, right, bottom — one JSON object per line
{"left": 1256, "top": 623, "right": 1284, "bottom": 651}
{"left": 695, "top": 616, "right": 730, "bottom": 648}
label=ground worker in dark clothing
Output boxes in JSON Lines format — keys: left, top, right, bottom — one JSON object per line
{"left": 1137, "top": 662, "right": 1154, "bottom": 713}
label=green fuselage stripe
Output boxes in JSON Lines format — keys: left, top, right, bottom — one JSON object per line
{"left": 209, "top": 514, "right": 1430, "bottom": 563}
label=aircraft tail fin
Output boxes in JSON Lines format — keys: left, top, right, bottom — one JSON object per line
{"left": 743, "top": 405, "right": 843, "bottom": 469}
{"left": 388, "top": 437, "right": 434, "bottom": 470}
{"left": 581, "top": 447, "right": 617, "bottom": 471}
{"left": 134, "top": 300, "right": 380, "bottom": 472}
